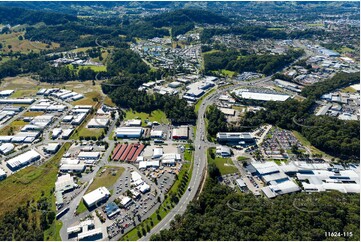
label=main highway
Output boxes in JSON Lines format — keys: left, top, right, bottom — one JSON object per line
{"left": 141, "top": 76, "right": 271, "bottom": 240}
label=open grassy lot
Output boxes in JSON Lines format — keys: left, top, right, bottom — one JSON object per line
{"left": 22, "top": 111, "right": 44, "bottom": 117}
{"left": 76, "top": 200, "right": 88, "bottom": 214}
{"left": 0, "top": 120, "right": 27, "bottom": 135}
{"left": 0, "top": 142, "right": 71, "bottom": 217}
{"left": 77, "top": 127, "right": 105, "bottom": 139}
{"left": 125, "top": 109, "right": 169, "bottom": 125}
{"left": 341, "top": 86, "right": 357, "bottom": 93}
{"left": 67, "top": 64, "right": 107, "bottom": 73}
{"left": 72, "top": 90, "right": 102, "bottom": 107}
{"left": 10, "top": 89, "right": 38, "bottom": 98}
{"left": 207, "top": 148, "right": 238, "bottom": 175}
{"left": 120, "top": 161, "right": 192, "bottom": 241}
{"left": 86, "top": 166, "right": 125, "bottom": 193}
{"left": 0, "top": 31, "right": 59, "bottom": 53}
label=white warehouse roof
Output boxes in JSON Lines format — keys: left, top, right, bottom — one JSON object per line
{"left": 83, "top": 187, "right": 110, "bottom": 207}
{"left": 6, "top": 149, "right": 40, "bottom": 169}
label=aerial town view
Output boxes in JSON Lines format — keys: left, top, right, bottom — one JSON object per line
{"left": 0, "top": 1, "right": 359, "bottom": 241}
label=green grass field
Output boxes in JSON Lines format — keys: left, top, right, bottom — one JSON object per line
{"left": 341, "top": 86, "right": 357, "bottom": 93}
{"left": 0, "top": 120, "right": 27, "bottom": 135}
{"left": 0, "top": 142, "right": 71, "bottom": 219}
{"left": 76, "top": 200, "right": 88, "bottom": 214}
{"left": 77, "top": 127, "right": 104, "bottom": 139}
{"left": 207, "top": 148, "right": 238, "bottom": 175}
{"left": 125, "top": 109, "right": 169, "bottom": 125}
{"left": 67, "top": 64, "right": 107, "bottom": 72}
{"left": 120, "top": 161, "right": 192, "bottom": 241}
{"left": 10, "top": 89, "right": 37, "bottom": 98}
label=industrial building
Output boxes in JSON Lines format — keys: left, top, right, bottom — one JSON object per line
{"left": 0, "top": 168, "right": 6, "bottom": 180}
{"left": 0, "top": 98, "right": 35, "bottom": 104}
{"left": 0, "top": 143, "right": 14, "bottom": 155}
{"left": 6, "top": 149, "right": 41, "bottom": 170}
{"left": 87, "top": 117, "right": 110, "bottom": 128}
{"left": 61, "top": 128, "right": 74, "bottom": 139}
{"left": 0, "top": 90, "right": 14, "bottom": 96}
{"left": 115, "top": 127, "right": 143, "bottom": 138}
{"left": 55, "top": 174, "right": 76, "bottom": 193}
{"left": 138, "top": 160, "right": 160, "bottom": 169}
{"left": 78, "top": 152, "right": 100, "bottom": 160}
{"left": 249, "top": 162, "right": 301, "bottom": 198}
{"left": 297, "top": 169, "right": 360, "bottom": 193}
{"left": 44, "top": 143, "right": 61, "bottom": 154}
{"left": 168, "top": 81, "right": 182, "bottom": 88}
{"left": 52, "top": 128, "right": 62, "bottom": 139}
{"left": 83, "top": 187, "right": 110, "bottom": 207}
{"left": 232, "top": 89, "right": 290, "bottom": 102}
{"left": 126, "top": 119, "right": 142, "bottom": 127}
{"left": 152, "top": 148, "right": 163, "bottom": 159}
{"left": 150, "top": 130, "right": 163, "bottom": 138}
{"left": 216, "top": 132, "right": 254, "bottom": 144}
{"left": 60, "top": 164, "right": 85, "bottom": 173}
{"left": 172, "top": 126, "right": 189, "bottom": 139}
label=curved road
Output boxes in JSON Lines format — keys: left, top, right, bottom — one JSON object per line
{"left": 141, "top": 76, "right": 271, "bottom": 240}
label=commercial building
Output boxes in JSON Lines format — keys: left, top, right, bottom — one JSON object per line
{"left": 115, "top": 127, "right": 143, "bottom": 138}
{"left": 216, "top": 132, "right": 254, "bottom": 144}
{"left": 216, "top": 146, "right": 232, "bottom": 157}
{"left": 6, "top": 149, "right": 41, "bottom": 170}
{"left": 172, "top": 126, "right": 189, "bottom": 139}
{"left": 52, "top": 128, "right": 62, "bottom": 139}
{"left": 105, "top": 202, "right": 121, "bottom": 218}
{"left": 83, "top": 187, "right": 110, "bottom": 207}
{"left": 78, "top": 228, "right": 102, "bottom": 241}
{"left": 119, "top": 196, "right": 133, "bottom": 208}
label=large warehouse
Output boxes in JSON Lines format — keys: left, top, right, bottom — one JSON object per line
{"left": 115, "top": 127, "right": 143, "bottom": 138}
{"left": 216, "top": 132, "right": 254, "bottom": 144}
{"left": 232, "top": 89, "right": 290, "bottom": 102}
{"left": 6, "top": 149, "right": 41, "bottom": 170}
{"left": 83, "top": 187, "right": 110, "bottom": 207}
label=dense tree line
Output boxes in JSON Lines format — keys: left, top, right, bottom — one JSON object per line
{"left": 0, "top": 198, "right": 56, "bottom": 241}
{"left": 151, "top": 164, "right": 360, "bottom": 241}
{"left": 206, "top": 105, "right": 228, "bottom": 137}
{"left": 200, "top": 26, "right": 326, "bottom": 44}
{"left": 301, "top": 72, "right": 360, "bottom": 99}
{"left": 102, "top": 49, "right": 196, "bottom": 124}
{"left": 147, "top": 9, "right": 229, "bottom": 28}
{"left": 107, "top": 48, "right": 150, "bottom": 76}
{"left": 0, "top": 6, "right": 77, "bottom": 25}
{"left": 204, "top": 49, "right": 304, "bottom": 75}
